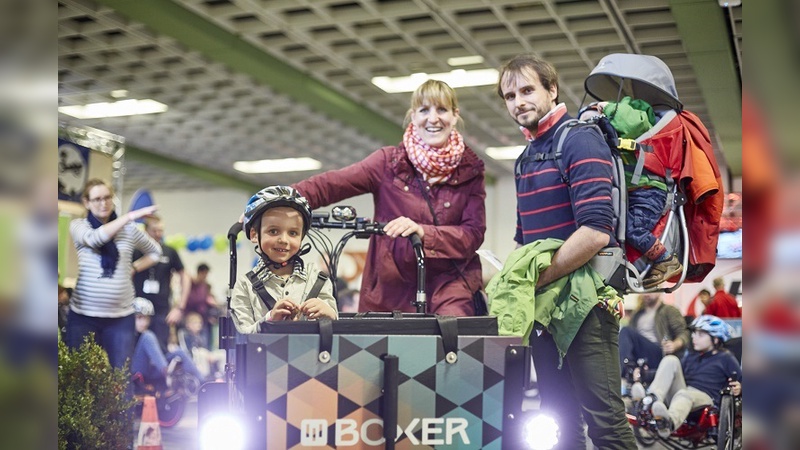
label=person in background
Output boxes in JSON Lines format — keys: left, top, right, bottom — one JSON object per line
{"left": 685, "top": 289, "right": 711, "bottom": 319}
{"left": 705, "top": 277, "right": 741, "bottom": 318}
{"left": 293, "top": 79, "right": 486, "bottom": 316}
{"left": 619, "top": 293, "right": 690, "bottom": 391}
{"left": 67, "top": 179, "right": 161, "bottom": 369}
{"left": 178, "top": 311, "right": 226, "bottom": 381}
{"left": 132, "top": 216, "right": 190, "bottom": 351}
{"left": 630, "top": 315, "right": 742, "bottom": 438}
{"left": 131, "top": 297, "right": 202, "bottom": 389}
{"left": 230, "top": 186, "right": 337, "bottom": 334}
{"left": 183, "top": 263, "right": 218, "bottom": 344}
{"left": 496, "top": 54, "right": 636, "bottom": 449}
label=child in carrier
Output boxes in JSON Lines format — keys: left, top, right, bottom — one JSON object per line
{"left": 588, "top": 96, "right": 683, "bottom": 288}
{"left": 230, "top": 185, "right": 337, "bottom": 334}
{"left": 630, "top": 315, "right": 741, "bottom": 437}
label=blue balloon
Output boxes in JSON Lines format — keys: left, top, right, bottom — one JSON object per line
{"left": 187, "top": 238, "right": 199, "bottom": 252}
{"left": 200, "top": 235, "right": 213, "bottom": 250}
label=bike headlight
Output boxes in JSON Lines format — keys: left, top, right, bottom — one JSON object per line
{"left": 523, "top": 413, "right": 559, "bottom": 450}
{"left": 200, "top": 414, "right": 245, "bottom": 450}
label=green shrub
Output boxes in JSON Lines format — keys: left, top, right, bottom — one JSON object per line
{"left": 58, "top": 336, "right": 135, "bottom": 450}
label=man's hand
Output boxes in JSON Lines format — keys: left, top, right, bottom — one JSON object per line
{"left": 729, "top": 380, "right": 742, "bottom": 396}
{"left": 300, "top": 298, "right": 337, "bottom": 320}
{"left": 270, "top": 299, "right": 298, "bottom": 321}
{"left": 166, "top": 307, "right": 183, "bottom": 325}
{"left": 662, "top": 339, "right": 679, "bottom": 354}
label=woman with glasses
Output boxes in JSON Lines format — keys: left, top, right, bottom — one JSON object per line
{"left": 66, "top": 178, "right": 161, "bottom": 369}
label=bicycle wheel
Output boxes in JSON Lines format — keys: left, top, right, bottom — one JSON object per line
{"left": 716, "top": 395, "right": 741, "bottom": 450}
{"left": 157, "top": 392, "right": 187, "bottom": 428}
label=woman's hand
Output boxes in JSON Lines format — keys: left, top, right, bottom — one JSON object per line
{"left": 269, "top": 299, "right": 298, "bottom": 321}
{"left": 383, "top": 216, "right": 424, "bottom": 240}
{"left": 300, "top": 298, "right": 337, "bottom": 320}
{"left": 128, "top": 205, "right": 159, "bottom": 222}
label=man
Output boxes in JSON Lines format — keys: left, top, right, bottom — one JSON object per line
{"left": 685, "top": 289, "right": 711, "bottom": 319}
{"left": 620, "top": 293, "right": 690, "bottom": 387}
{"left": 497, "top": 54, "right": 637, "bottom": 449}
{"left": 133, "top": 216, "right": 190, "bottom": 351}
{"left": 705, "top": 277, "right": 741, "bottom": 318}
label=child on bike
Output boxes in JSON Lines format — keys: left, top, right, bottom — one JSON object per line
{"left": 131, "top": 297, "right": 202, "bottom": 390}
{"left": 230, "top": 185, "right": 337, "bottom": 334}
{"left": 630, "top": 314, "right": 742, "bottom": 437}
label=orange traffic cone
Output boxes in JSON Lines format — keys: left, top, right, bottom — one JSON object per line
{"left": 137, "top": 395, "right": 163, "bottom": 450}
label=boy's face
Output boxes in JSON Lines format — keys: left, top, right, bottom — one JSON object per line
{"left": 185, "top": 314, "right": 203, "bottom": 334}
{"left": 692, "top": 329, "right": 715, "bottom": 352}
{"left": 135, "top": 314, "right": 151, "bottom": 333}
{"left": 250, "top": 206, "right": 304, "bottom": 266}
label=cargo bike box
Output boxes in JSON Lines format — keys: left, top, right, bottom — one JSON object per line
{"left": 199, "top": 314, "right": 536, "bottom": 449}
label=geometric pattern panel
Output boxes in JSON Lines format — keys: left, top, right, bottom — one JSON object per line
{"left": 254, "top": 333, "right": 519, "bottom": 449}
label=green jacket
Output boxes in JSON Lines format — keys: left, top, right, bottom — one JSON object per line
{"left": 486, "top": 238, "right": 622, "bottom": 359}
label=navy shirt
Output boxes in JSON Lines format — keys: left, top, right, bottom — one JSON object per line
{"left": 514, "top": 114, "right": 616, "bottom": 245}
{"left": 682, "top": 349, "right": 741, "bottom": 406}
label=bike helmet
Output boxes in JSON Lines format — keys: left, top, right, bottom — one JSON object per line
{"left": 133, "top": 297, "right": 154, "bottom": 316}
{"left": 690, "top": 315, "right": 733, "bottom": 343}
{"left": 243, "top": 185, "right": 312, "bottom": 238}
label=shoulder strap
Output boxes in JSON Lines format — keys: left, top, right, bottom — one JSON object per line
{"left": 306, "top": 272, "right": 328, "bottom": 300}
{"left": 247, "top": 269, "right": 276, "bottom": 310}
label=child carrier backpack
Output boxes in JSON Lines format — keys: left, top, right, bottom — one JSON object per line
{"left": 550, "top": 54, "right": 725, "bottom": 293}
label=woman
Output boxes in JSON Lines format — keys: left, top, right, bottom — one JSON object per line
{"left": 67, "top": 178, "right": 161, "bottom": 369}
{"left": 293, "top": 79, "right": 486, "bottom": 315}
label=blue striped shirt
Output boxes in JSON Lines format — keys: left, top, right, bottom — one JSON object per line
{"left": 515, "top": 114, "right": 616, "bottom": 245}
{"left": 70, "top": 219, "right": 161, "bottom": 318}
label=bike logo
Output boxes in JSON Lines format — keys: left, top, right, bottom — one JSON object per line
{"left": 300, "top": 419, "right": 327, "bottom": 446}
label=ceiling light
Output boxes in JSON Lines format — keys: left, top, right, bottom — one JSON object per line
{"left": 110, "top": 89, "right": 129, "bottom": 98}
{"left": 485, "top": 145, "right": 525, "bottom": 160}
{"left": 58, "top": 99, "right": 168, "bottom": 119}
{"left": 371, "top": 68, "right": 499, "bottom": 93}
{"left": 233, "top": 157, "right": 322, "bottom": 174}
{"left": 447, "top": 55, "right": 485, "bottom": 67}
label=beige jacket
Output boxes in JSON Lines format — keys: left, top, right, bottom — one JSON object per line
{"left": 230, "top": 261, "right": 337, "bottom": 334}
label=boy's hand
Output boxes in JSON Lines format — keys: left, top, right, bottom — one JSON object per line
{"left": 300, "top": 298, "right": 337, "bottom": 320}
{"left": 270, "top": 299, "right": 298, "bottom": 321}
{"left": 729, "top": 380, "right": 741, "bottom": 396}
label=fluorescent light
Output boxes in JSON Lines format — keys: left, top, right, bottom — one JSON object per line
{"left": 485, "top": 145, "right": 525, "bottom": 160}
{"left": 371, "top": 68, "right": 499, "bottom": 93}
{"left": 110, "top": 89, "right": 129, "bottom": 98}
{"left": 233, "top": 157, "right": 322, "bottom": 174}
{"left": 58, "top": 99, "right": 168, "bottom": 119}
{"left": 447, "top": 55, "right": 485, "bottom": 67}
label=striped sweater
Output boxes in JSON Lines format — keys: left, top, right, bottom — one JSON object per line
{"left": 514, "top": 113, "right": 616, "bottom": 245}
{"left": 69, "top": 218, "right": 161, "bottom": 318}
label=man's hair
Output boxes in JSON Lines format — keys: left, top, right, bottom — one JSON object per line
{"left": 698, "top": 289, "right": 711, "bottom": 297}
{"left": 198, "top": 263, "right": 210, "bottom": 273}
{"left": 713, "top": 277, "right": 725, "bottom": 289}
{"left": 496, "top": 54, "right": 559, "bottom": 103}
{"left": 144, "top": 215, "right": 162, "bottom": 229}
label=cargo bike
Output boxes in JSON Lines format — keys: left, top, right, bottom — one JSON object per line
{"left": 196, "top": 207, "right": 550, "bottom": 450}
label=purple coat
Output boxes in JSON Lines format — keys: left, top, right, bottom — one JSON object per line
{"left": 293, "top": 145, "right": 486, "bottom": 315}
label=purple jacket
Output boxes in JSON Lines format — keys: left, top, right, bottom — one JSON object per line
{"left": 293, "top": 145, "right": 486, "bottom": 315}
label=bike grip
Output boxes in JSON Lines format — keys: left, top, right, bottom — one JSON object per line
{"left": 409, "top": 233, "right": 422, "bottom": 248}
{"left": 228, "top": 221, "right": 243, "bottom": 238}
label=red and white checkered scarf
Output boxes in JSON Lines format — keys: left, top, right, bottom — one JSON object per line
{"left": 403, "top": 123, "right": 465, "bottom": 185}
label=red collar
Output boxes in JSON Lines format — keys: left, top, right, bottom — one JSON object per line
{"left": 518, "top": 103, "right": 568, "bottom": 140}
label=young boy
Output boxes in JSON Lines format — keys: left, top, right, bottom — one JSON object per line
{"left": 179, "top": 311, "right": 226, "bottom": 380}
{"left": 631, "top": 314, "right": 742, "bottom": 437}
{"left": 230, "top": 185, "right": 337, "bottom": 334}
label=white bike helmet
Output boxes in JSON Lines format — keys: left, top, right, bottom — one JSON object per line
{"left": 133, "top": 297, "right": 154, "bottom": 316}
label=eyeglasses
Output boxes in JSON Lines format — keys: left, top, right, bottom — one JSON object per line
{"left": 88, "top": 195, "right": 113, "bottom": 204}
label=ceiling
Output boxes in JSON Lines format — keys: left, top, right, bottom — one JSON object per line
{"left": 58, "top": 0, "right": 742, "bottom": 194}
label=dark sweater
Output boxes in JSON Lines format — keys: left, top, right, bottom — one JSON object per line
{"left": 682, "top": 349, "right": 741, "bottom": 406}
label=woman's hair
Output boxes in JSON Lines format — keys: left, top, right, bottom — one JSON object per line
{"left": 81, "top": 178, "right": 114, "bottom": 201}
{"left": 403, "top": 79, "right": 463, "bottom": 129}
{"left": 496, "top": 54, "right": 559, "bottom": 104}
